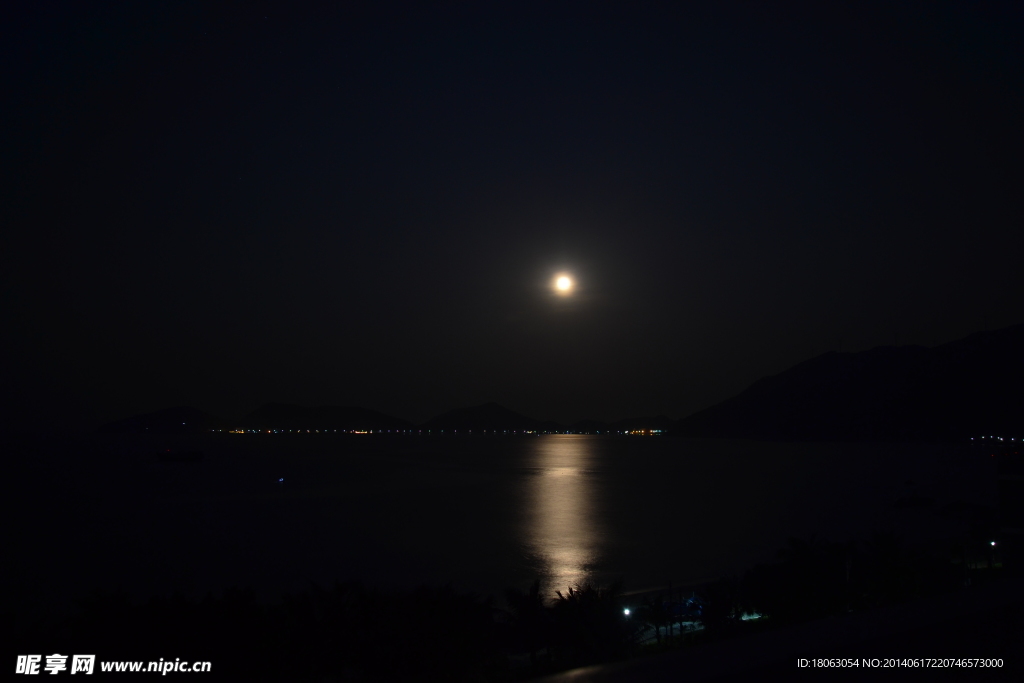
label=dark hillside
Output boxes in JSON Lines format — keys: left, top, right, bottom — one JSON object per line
{"left": 676, "top": 324, "right": 1024, "bottom": 441}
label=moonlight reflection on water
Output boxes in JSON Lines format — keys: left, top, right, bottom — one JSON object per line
{"left": 524, "top": 435, "right": 603, "bottom": 596}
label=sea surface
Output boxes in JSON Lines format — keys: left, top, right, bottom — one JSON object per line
{"left": 10, "top": 433, "right": 998, "bottom": 618}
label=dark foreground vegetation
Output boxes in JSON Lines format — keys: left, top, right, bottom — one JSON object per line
{"left": 15, "top": 529, "right": 1018, "bottom": 682}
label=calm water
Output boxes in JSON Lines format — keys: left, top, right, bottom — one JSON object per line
{"left": 11, "top": 434, "right": 997, "bottom": 616}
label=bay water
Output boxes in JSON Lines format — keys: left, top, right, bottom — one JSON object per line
{"left": 11, "top": 433, "right": 997, "bottom": 617}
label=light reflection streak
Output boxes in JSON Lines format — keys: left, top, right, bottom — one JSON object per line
{"left": 523, "top": 435, "right": 603, "bottom": 596}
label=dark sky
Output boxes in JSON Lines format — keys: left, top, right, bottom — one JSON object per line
{"left": 3, "top": 1, "right": 1023, "bottom": 429}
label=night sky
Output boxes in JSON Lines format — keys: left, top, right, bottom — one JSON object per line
{"left": 3, "top": 1, "right": 1023, "bottom": 431}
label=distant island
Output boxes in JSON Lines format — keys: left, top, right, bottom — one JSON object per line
{"left": 97, "top": 324, "right": 1023, "bottom": 441}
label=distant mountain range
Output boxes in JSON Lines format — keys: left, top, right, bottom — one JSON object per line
{"left": 96, "top": 324, "right": 1023, "bottom": 441}
{"left": 98, "top": 403, "right": 414, "bottom": 434}
{"left": 96, "top": 406, "right": 224, "bottom": 434}
{"left": 421, "top": 402, "right": 559, "bottom": 432}
{"left": 675, "top": 323, "right": 1024, "bottom": 441}
{"left": 243, "top": 403, "right": 414, "bottom": 431}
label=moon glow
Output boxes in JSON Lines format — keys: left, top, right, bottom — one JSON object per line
{"left": 554, "top": 274, "right": 574, "bottom": 295}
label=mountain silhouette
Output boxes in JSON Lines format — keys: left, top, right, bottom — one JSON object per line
{"left": 242, "top": 403, "right": 414, "bottom": 431}
{"left": 675, "top": 324, "right": 1024, "bottom": 441}
{"left": 422, "top": 402, "right": 558, "bottom": 432}
{"left": 96, "top": 406, "right": 225, "bottom": 434}
{"left": 570, "top": 418, "right": 610, "bottom": 433}
{"left": 608, "top": 415, "right": 676, "bottom": 433}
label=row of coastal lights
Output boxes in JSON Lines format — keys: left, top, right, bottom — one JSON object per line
{"left": 218, "top": 429, "right": 570, "bottom": 435}
{"left": 212, "top": 428, "right": 666, "bottom": 435}
{"left": 972, "top": 435, "right": 1020, "bottom": 453}
{"left": 221, "top": 429, "right": 395, "bottom": 434}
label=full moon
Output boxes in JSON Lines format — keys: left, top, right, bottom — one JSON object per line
{"left": 554, "top": 274, "right": 574, "bottom": 295}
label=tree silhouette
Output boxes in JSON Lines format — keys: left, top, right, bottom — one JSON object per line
{"left": 550, "top": 580, "right": 633, "bottom": 667}
{"left": 504, "top": 579, "right": 551, "bottom": 670}
{"left": 743, "top": 536, "right": 851, "bottom": 623}
{"left": 636, "top": 595, "right": 671, "bottom": 644}
{"left": 699, "top": 577, "right": 741, "bottom": 633}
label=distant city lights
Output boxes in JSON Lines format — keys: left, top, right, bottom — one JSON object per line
{"left": 212, "top": 427, "right": 667, "bottom": 436}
